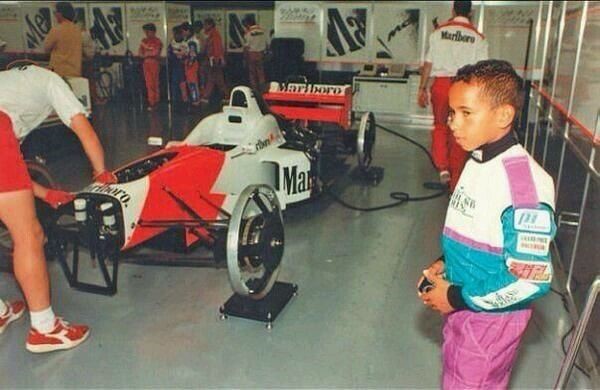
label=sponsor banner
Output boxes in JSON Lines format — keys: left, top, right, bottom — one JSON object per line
{"left": 324, "top": 4, "right": 369, "bottom": 62}
{"left": 226, "top": 10, "right": 258, "bottom": 53}
{"left": 0, "top": 4, "right": 23, "bottom": 52}
{"left": 277, "top": 3, "right": 319, "bottom": 24}
{"left": 373, "top": 5, "right": 419, "bottom": 63}
{"left": 21, "top": 4, "right": 53, "bottom": 53}
{"left": 126, "top": 3, "right": 166, "bottom": 58}
{"left": 90, "top": 3, "right": 126, "bottom": 55}
{"left": 166, "top": 3, "right": 190, "bottom": 43}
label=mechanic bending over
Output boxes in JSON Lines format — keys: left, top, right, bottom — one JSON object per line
{"left": 0, "top": 64, "right": 116, "bottom": 353}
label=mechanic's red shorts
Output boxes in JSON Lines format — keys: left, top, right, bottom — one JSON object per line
{"left": 0, "top": 111, "right": 32, "bottom": 193}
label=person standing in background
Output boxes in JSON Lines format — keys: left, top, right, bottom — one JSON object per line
{"left": 242, "top": 15, "right": 267, "bottom": 94}
{"left": 202, "top": 18, "right": 228, "bottom": 107}
{"left": 168, "top": 25, "right": 189, "bottom": 108}
{"left": 192, "top": 21, "right": 207, "bottom": 93}
{"left": 139, "top": 23, "right": 163, "bottom": 111}
{"left": 417, "top": 0, "right": 487, "bottom": 191}
{"left": 44, "top": 2, "right": 82, "bottom": 77}
{"left": 183, "top": 22, "right": 201, "bottom": 107}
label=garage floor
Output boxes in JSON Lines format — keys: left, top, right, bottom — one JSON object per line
{"left": 0, "top": 101, "right": 592, "bottom": 388}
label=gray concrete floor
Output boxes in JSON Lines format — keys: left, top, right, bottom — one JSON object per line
{"left": 0, "top": 101, "right": 592, "bottom": 388}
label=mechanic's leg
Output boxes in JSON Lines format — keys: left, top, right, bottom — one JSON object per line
{"left": 0, "top": 190, "right": 50, "bottom": 312}
{"left": 430, "top": 77, "right": 452, "bottom": 174}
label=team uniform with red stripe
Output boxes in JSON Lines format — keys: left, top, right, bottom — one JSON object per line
{"left": 0, "top": 65, "right": 86, "bottom": 192}
{"left": 440, "top": 132, "right": 556, "bottom": 389}
{"left": 425, "top": 16, "right": 488, "bottom": 190}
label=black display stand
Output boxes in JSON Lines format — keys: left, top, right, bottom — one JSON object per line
{"left": 219, "top": 282, "right": 298, "bottom": 329}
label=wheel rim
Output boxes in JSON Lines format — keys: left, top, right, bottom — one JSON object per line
{"left": 226, "top": 185, "right": 284, "bottom": 300}
{"left": 357, "top": 112, "right": 376, "bottom": 171}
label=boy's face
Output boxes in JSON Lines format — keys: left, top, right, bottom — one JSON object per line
{"left": 448, "top": 81, "right": 514, "bottom": 151}
{"left": 145, "top": 30, "right": 155, "bottom": 38}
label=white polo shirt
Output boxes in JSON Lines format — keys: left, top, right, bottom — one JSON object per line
{"left": 0, "top": 65, "right": 86, "bottom": 140}
{"left": 425, "top": 16, "right": 488, "bottom": 77}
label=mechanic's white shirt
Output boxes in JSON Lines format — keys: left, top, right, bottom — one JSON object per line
{"left": 0, "top": 65, "right": 85, "bottom": 140}
{"left": 425, "top": 16, "right": 488, "bottom": 77}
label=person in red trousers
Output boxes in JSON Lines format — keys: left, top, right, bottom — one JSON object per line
{"left": 417, "top": 1, "right": 488, "bottom": 191}
{"left": 139, "top": 23, "right": 163, "bottom": 111}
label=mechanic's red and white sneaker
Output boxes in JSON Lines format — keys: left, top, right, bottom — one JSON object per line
{"left": 26, "top": 318, "right": 90, "bottom": 353}
{"left": 0, "top": 300, "right": 26, "bottom": 334}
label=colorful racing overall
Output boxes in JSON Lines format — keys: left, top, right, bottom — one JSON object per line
{"left": 440, "top": 132, "right": 556, "bottom": 389}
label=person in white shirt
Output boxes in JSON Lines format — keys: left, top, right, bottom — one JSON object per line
{"left": 417, "top": 0, "right": 488, "bottom": 191}
{"left": 242, "top": 14, "right": 267, "bottom": 93}
{"left": 0, "top": 64, "right": 115, "bottom": 353}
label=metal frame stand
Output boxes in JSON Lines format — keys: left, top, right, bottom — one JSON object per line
{"left": 219, "top": 282, "right": 298, "bottom": 330}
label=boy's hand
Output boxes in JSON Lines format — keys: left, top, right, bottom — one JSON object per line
{"left": 416, "top": 258, "right": 444, "bottom": 292}
{"left": 421, "top": 271, "right": 455, "bottom": 314}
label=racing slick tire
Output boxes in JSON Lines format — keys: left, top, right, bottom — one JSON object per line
{"left": 0, "top": 160, "right": 56, "bottom": 258}
{"left": 357, "top": 112, "right": 376, "bottom": 171}
{"left": 226, "top": 184, "right": 284, "bottom": 300}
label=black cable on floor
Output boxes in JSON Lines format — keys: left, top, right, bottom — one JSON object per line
{"left": 324, "top": 123, "right": 447, "bottom": 212}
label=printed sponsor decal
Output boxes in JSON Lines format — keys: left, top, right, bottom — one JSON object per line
{"left": 275, "top": 83, "right": 346, "bottom": 96}
{"left": 516, "top": 232, "right": 550, "bottom": 256}
{"left": 85, "top": 183, "right": 131, "bottom": 208}
{"left": 514, "top": 209, "right": 552, "bottom": 233}
{"left": 283, "top": 165, "right": 312, "bottom": 195}
{"left": 471, "top": 280, "right": 539, "bottom": 309}
{"left": 441, "top": 30, "right": 476, "bottom": 43}
{"left": 255, "top": 138, "right": 270, "bottom": 152}
{"left": 449, "top": 186, "right": 476, "bottom": 218}
{"left": 507, "top": 258, "right": 552, "bottom": 283}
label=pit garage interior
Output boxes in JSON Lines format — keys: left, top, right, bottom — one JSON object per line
{"left": 0, "top": 1, "right": 598, "bottom": 388}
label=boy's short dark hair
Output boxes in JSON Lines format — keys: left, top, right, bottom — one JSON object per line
{"left": 192, "top": 20, "right": 204, "bottom": 32}
{"left": 453, "top": 1, "right": 472, "bottom": 17}
{"left": 204, "top": 17, "right": 215, "bottom": 27}
{"left": 142, "top": 23, "right": 156, "bottom": 32}
{"left": 242, "top": 14, "right": 256, "bottom": 26}
{"left": 55, "top": 2, "right": 75, "bottom": 22}
{"left": 454, "top": 59, "right": 524, "bottom": 112}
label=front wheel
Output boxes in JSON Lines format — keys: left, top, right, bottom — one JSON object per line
{"left": 226, "top": 185, "right": 284, "bottom": 300}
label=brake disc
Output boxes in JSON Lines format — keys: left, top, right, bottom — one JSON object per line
{"left": 357, "top": 111, "right": 376, "bottom": 171}
{"left": 227, "top": 185, "right": 284, "bottom": 300}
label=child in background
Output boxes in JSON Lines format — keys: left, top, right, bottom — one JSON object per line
{"left": 418, "top": 60, "right": 557, "bottom": 389}
{"left": 138, "top": 23, "right": 162, "bottom": 111}
{"left": 167, "top": 25, "right": 189, "bottom": 107}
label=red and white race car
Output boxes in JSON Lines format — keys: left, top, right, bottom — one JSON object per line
{"left": 50, "top": 86, "right": 375, "bottom": 299}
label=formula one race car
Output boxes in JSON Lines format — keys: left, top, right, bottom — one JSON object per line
{"left": 41, "top": 86, "right": 376, "bottom": 300}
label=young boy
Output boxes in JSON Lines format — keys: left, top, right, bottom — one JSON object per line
{"left": 418, "top": 60, "right": 556, "bottom": 389}
{"left": 182, "top": 22, "right": 201, "bottom": 106}
{"left": 139, "top": 23, "right": 163, "bottom": 111}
